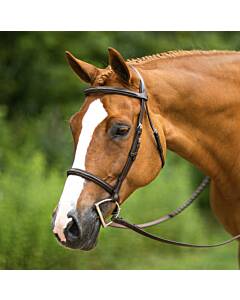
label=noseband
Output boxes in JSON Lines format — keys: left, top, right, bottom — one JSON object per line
{"left": 67, "top": 67, "right": 240, "bottom": 248}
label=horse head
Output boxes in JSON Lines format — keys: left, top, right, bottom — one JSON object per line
{"left": 52, "top": 48, "right": 166, "bottom": 250}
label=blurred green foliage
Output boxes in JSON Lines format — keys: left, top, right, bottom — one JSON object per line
{"left": 0, "top": 32, "right": 239, "bottom": 269}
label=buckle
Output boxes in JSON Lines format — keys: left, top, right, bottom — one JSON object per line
{"left": 137, "top": 123, "right": 143, "bottom": 134}
{"left": 95, "top": 198, "right": 121, "bottom": 228}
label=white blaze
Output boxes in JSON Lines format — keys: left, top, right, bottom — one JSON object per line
{"left": 53, "top": 99, "right": 107, "bottom": 242}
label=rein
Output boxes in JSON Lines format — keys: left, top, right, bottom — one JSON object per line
{"left": 110, "top": 175, "right": 211, "bottom": 229}
{"left": 67, "top": 66, "right": 240, "bottom": 248}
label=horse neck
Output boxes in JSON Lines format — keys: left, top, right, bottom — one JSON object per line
{"left": 137, "top": 52, "right": 240, "bottom": 182}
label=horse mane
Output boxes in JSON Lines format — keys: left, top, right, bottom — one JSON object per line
{"left": 96, "top": 50, "right": 238, "bottom": 85}
{"left": 127, "top": 49, "right": 238, "bottom": 64}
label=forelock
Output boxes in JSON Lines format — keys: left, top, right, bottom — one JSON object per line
{"left": 95, "top": 66, "right": 113, "bottom": 85}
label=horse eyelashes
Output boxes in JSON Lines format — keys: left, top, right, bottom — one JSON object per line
{"left": 108, "top": 124, "right": 130, "bottom": 139}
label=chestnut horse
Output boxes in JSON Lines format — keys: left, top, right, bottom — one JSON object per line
{"left": 52, "top": 48, "right": 240, "bottom": 259}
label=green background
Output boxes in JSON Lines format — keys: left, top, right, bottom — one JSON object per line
{"left": 0, "top": 32, "right": 239, "bottom": 269}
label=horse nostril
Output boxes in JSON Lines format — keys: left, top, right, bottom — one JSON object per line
{"left": 64, "top": 214, "right": 81, "bottom": 242}
{"left": 69, "top": 219, "right": 80, "bottom": 237}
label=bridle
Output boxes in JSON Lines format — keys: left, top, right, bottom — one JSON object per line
{"left": 67, "top": 67, "right": 240, "bottom": 248}
{"left": 67, "top": 67, "right": 165, "bottom": 225}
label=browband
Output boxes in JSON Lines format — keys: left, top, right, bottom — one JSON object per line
{"left": 84, "top": 86, "right": 148, "bottom": 101}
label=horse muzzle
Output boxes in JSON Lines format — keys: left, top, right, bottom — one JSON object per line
{"left": 52, "top": 207, "right": 101, "bottom": 250}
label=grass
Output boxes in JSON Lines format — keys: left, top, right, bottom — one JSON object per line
{"left": 0, "top": 147, "right": 238, "bottom": 269}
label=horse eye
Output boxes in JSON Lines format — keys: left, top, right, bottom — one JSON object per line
{"left": 109, "top": 124, "right": 131, "bottom": 139}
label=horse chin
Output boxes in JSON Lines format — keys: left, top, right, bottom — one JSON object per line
{"left": 63, "top": 236, "right": 99, "bottom": 251}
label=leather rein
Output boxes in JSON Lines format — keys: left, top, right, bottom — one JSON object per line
{"left": 67, "top": 67, "right": 240, "bottom": 248}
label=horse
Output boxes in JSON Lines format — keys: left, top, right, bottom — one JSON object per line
{"left": 52, "top": 47, "right": 240, "bottom": 260}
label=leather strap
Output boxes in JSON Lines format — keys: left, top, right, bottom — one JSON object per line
{"left": 133, "top": 66, "right": 165, "bottom": 167}
{"left": 67, "top": 168, "right": 114, "bottom": 195}
{"left": 110, "top": 176, "right": 211, "bottom": 228}
{"left": 84, "top": 86, "right": 148, "bottom": 101}
{"left": 112, "top": 217, "right": 240, "bottom": 248}
{"left": 113, "top": 100, "right": 145, "bottom": 196}
{"left": 145, "top": 103, "right": 165, "bottom": 167}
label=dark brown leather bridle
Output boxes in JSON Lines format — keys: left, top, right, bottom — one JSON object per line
{"left": 67, "top": 67, "right": 240, "bottom": 248}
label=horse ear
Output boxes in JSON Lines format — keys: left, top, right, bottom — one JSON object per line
{"left": 108, "top": 47, "right": 131, "bottom": 83}
{"left": 65, "top": 51, "right": 98, "bottom": 83}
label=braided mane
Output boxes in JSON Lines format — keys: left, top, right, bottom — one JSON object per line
{"left": 127, "top": 50, "right": 237, "bottom": 64}
{"left": 96, "top": 50, "right": 238, "bottom": 84}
